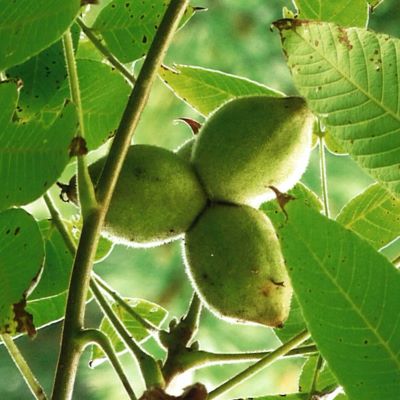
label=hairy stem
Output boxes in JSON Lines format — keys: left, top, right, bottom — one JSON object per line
{"left": 208, "top": 330, "right": 311, "bottom": 399}
{"left": 2, "top": 334, "right": 48, "bottom": 400}
{"left": 319, "top": 136, "right": 330, "bottom": 218}
{"left": 89, "top": 279, "right": 165, "bottom": 388}
{"left": 79, "top": 329, "right": 137, "bottom": 400}
{"left": 52, "top": 2, "right": 189, "bottom": 397}
{"left": 76, "top": 18, "right": 136, "bottom": 85}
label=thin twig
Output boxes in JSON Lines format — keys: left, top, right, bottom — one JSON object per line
{"left": 2, "top": 334, "right": 48, "bottom": 400}
{"left": 77, "top": 18, "right": 136, "bottom": 85}
{"left": 79, "top": 329, "right": 137, "bottom": 400}
{"left": 208, "top": 330, "right": 311, "bottom": 399}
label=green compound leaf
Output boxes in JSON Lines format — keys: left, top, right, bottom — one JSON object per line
{"left": 27, "top": 291, "right": 67, "bottom": 330}
{"left": 275, "top": 200, "right": 400, "bottom": 400}
{"left": 336, "top": 183, "right": 400, "bottom": 250}
{"left": 0, "top": 209, "right": 44, "bottom": 337}
{"left": 0, "top": 0, "right": 80, "bottom": 70}
{"left": 43, "top": 59, "right": 130, "bottom": 150}
{"left": 92, "top": 0, "right": 197, "bottom": 63}
{"left": 292, "top": 0, "right": 368, "bottom": 27}
{"left": 160, "top": 64, "right": 283, "bottom": 116}
{"left": 274, "top": 20, "right": 400, "bottom": 198}
{"left": 0, "top": 82, "right": 78, "bottom": 211}
{"left": 90, "top": 298, "right": 167, "bottom": 367}
{"left": 261, "top": 183, "right": 322, "bottom": 344}
{"left": 28, "top": 221, "right": 73, "bottom": 301}
{"left": 6, "top": 25, "right": 80, "bottom": 121}
{"left": 299, "top": 355, "right": 338, "bottom": 393}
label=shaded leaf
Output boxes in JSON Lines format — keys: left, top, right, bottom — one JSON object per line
{"left": 275, "top": 20, "right": 400, "bottom": 198}
{"left": 336, "top": 183, "right": 400, "bottom": 250}
{"left": 90, "top": 298, "right": 167, "bottom": 366}
{"left": 292, "top": 0, "right": 368, "bottom": 27}
{"left": 0, "top": 0, "right": 80, "bottom": 70}
{"left": 43, "top": 59, "right": 130, "bottom": 150}
{"left": 299, "top": 355, "right": 338, "bottom": 393}
{"left": 0, "top": 209, "right": 44, "bottom": 336}
{"left": 0, "top": 82, "right": 77, "bottom": 211}
{"left": 92, "top": 0, "right": 197, "bottom": 63}
{"left": 160, "top": 64, "right": 283, "bottom": 116}
{"left": 274, "top": 200, "right": 400, "bottom": 400}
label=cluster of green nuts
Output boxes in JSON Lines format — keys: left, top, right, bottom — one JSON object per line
{"left": 67, "top": 95, "right": 314, "bottom": 327}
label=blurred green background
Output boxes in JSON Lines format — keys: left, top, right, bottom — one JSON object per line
{"left": 1, "top": 1, "right": 399, "bottom": 399}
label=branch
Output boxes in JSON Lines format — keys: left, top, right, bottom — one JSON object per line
{"left": 208, "top": 330, "right": 311, "bottom": 399}
{"left": 89, "top": 278, "right": 165, "bottom": 388}
{"left": 92, "top": 273, "right": 160, "bottom": 334}
{"left": 79, "top": 329, "right": 137, "bottom": 400}
{"left": 76, "top": 18, "right": 136, "bottom": 85}
{"left": 318, "top": 130, "right": 330, "bottom": 218}
{"left": 2, "top": 334, "right": 48, "bottom": 400}
{"left": 62, "top": 28, "right": 97, "bottom": 219}
{"left": 52, "top": 2, "right": 189, "bottom": 397}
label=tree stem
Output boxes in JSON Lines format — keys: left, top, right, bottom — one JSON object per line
{"left": 79, "top": 329, "right": 137, "bottom": 400}
{"left": 2, "top": 334, "right": 48, "bottom": 400}
{"left": 76, "top": 18, "right": 136, "bottom": 85}
{"left": 52, "top": 2, "right": 189, "bottom": 397}
{"left": 208, "top": 330, "right": 311, "bottom": 399}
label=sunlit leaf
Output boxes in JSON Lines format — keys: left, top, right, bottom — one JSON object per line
{"left": 27, "top": 291, "right": 67, "bottom": 330}
{"left": 43, "top": 59, "right": 130, "bottom": 150}
{"left": 275, "top": 20, "right": 400, "bottom": 198}
{"left": 0, "top": 0, "right": 80, "bottom": 70}
{"left": 28, "top": 221, "right": 73, "bottom": 301}
{"left": 292, "top": 0, "right": 368, "bottom": 27}
{"left": 0, "top": 82, "right": 77, "bottom": 212}
{"left": 90, "top": 298, "right": 167, "bottom": 366}
{"left": 245, "top": 394, "right": 308, "bottom": 400}
{"left": 160, "top": 64, "right": 283, "bottom": 116}
{"left": 6, "top": 25, "right": 80, "bottom": 121}
{"left": 274, "top": 200, "right": 400, "bottom": 400}
{"left": 92, "top": 0, "right": 197, "bottom": 63}
{"left": 336, "top": 183, "right": 400, "bottom": 250}
{"left": 0, "top": 209, "right": 44, "bottom": 336}
{"left": 261, "top": 183, "right": 322, "bottom": 343}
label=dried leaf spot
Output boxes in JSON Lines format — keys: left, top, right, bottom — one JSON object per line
{"left": 338, "top": 28, "right": 353, "bottom": 50}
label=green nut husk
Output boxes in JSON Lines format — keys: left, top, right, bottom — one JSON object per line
{"left": 192, "top": 96, "right": 314, "bottom": 206}
{"left": 184, "top": 203, "right": 292, "bottom": 327}
{"left": 69, "top": 145, "right": 207, "bottom": 247}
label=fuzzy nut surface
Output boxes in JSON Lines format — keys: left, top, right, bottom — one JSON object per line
{"left": 192, "top": 96, "right": 314, "bottom": 206}
{"left": 184, "top": 203, "right": 292, "bottom": 327}
{"left": 85, "top": 145, "right": 207, "bottom": 246}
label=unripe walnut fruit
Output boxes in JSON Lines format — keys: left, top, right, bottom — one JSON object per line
{"left": 192, "top": 96, "right": 314, "bottom": 206}
{"left": 71, "top": 145, "right": 207, "bottom": 247}
{"left": 184, "top": 203, "right": 292, "bottom": 327}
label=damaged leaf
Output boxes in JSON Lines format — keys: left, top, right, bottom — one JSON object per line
{"left": 0, "top": 208, "right": 44, "bottom": 337}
